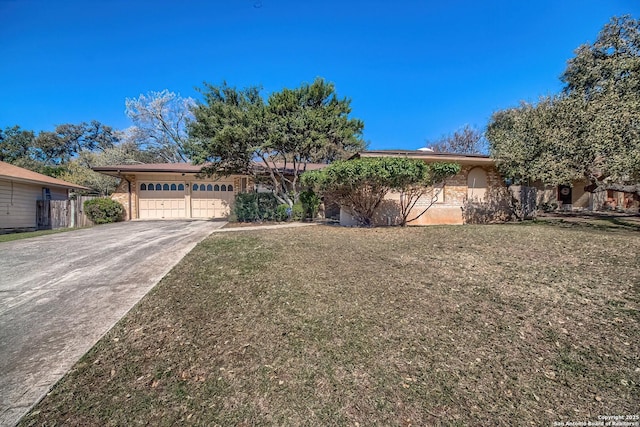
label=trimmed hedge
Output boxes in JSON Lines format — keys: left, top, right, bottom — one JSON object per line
{"left": 233, "top": 193, "right": 289, "bottom": 222}
{"left": 233, "top": 192, "right": 321, "bottom": 222}
{"left": 84, "top": 198, "right": 124, "bottom": 224}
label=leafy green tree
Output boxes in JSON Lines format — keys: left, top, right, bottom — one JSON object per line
{"left": 53, "top": 121, "right": 118, "bottom": 154}
{"left": 0, "top": 121, "right": 121, "bottom": 176}
{"left": 34, "top": 121, "right": 120, "bottom": 166}
{"left": 301, "top": 157, "right": 459, "bottom": 226}
{"left": 488, "top": 15, "right": 640, "bottom": 187}
{"left": 188, "top": 78, "right": 365, "bottom": 206}
{"left": 561, "top": 15, "right": 640, "bottom": 99}
{"left": 0, "top": 126, "right": 38, "bottom": 169}
{"left": 0, "top": 121, "right": 162, "bottom": 194}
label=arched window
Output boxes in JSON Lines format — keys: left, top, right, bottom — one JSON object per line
{"left": 178, "top": 184, "right": 184, "bottom": 191}
{"left": 140, "top": 183, "right": 147, "bottom": 191}
{"left": 467, "top": 168, "right": 488, "bottom": 201}
{"left": 155, "top": 184, "right": 162, "bottom": 191}
{"left": 170, "top": 183, "right": 177, "bottom": 191}
{"left": 199, "top": 184, "right": 206, "bottom": 191}
{"left": 221, "top": 184, "right": 227, "bottom": 191}
{"left": 148, "top": 183, "right": 154, "bottom": 191}
{"left": 207, "top": 184, "right": 213, "bottom": 191}
{"left": 163, "top": 183, "right": 170, "bottom": 191}
{"left": 192, "top": 184, "right": 198, "bottom": 191}
{"left": 214, "top": 184, "right": 220, "bottom": 191}
{"left": 227, "top": 184, "right": 233, "bottom": 192}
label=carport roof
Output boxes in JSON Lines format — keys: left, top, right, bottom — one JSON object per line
{"left": 93, "top": 163, "right": 205, "bottom": 175}
{"left": 0, "top": 160, "right": 90, "bottom": 190}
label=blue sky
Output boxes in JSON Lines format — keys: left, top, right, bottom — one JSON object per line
{"left": 0, "top": 0, "right": 637, "bottom": 151}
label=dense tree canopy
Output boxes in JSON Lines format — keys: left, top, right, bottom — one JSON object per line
{"left": 301, "top": 157, "right": 460, "bottom": 226}
{"left": 0, "top": 126, "right": 37, "bottom": 168}
{"left": 0, "top": 121, "right": 120, "bottom": 176}
{"left": 58, "top": 141, "right": 167, "bottom": 195}
{"left": 187, "top": 78, "right": 366, "bottom": 206}
{"left": 2, "top": 90, "right": 193, "bottom": 192}
{"left": 189, "top": 79, "right": 364, "bottom": 206}
{"left": 0, "top": 121, "right": 161, "bottom": 194}
{"left": 488, "top": 15, "right": 640, "bottom": 186}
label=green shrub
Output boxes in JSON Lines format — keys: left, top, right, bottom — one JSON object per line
{"left": 291, "top": 202, "right": 304, "bottom": 221}
{"left": 83, "top": 198, "right": 124, "bottom": 224}
{"left": 233, "top": 192, "right": 282, "bottom": 222}
{"left": 276, "top": 204, "right": 291, "bottom": 221}
{"left": 299, "top": 190, "right": 321, "bottom": 220}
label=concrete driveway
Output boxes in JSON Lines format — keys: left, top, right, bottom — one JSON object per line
{"left": 0, "top": 220, "right": 225, "bottom": 426}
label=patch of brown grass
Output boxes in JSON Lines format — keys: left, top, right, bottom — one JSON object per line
{"left": 20, "top": 224, "right": 639, "bottom": 426}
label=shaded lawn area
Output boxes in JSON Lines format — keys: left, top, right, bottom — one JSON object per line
{"left": 20, "top": 224, "right": 639, "bottom": 426}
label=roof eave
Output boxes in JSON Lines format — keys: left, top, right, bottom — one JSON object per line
{"left": 0, "top": 175, "right": 90, "bottom": 190}
{"left": 92, "top": 166, "right": 204, "bottom": 174}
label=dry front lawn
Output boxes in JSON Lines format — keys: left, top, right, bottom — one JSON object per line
{"left": 21, "top": 223, "right": 639, "bottom": 426}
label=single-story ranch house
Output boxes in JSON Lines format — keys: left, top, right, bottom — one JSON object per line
{"left": 94, "top": 150, "right": 607, "bottom": 225}
{"left": 0, "top": 160, "right": 89, "bottom": 231}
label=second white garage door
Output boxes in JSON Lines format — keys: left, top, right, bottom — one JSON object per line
{"left": 190, "top": 182, "right": 234, "bottom": 219}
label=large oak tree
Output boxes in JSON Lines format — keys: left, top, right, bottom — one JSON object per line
{"left": 487, "top": 15, "right": 640, "bottom": 187}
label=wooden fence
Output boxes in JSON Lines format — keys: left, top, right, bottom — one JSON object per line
{"left": 36, "top": 196, "right": 99, "bottom": 230}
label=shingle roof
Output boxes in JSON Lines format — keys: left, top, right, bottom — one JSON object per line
{"left": 0, "top": 161, "right": 90, "bottom": 190}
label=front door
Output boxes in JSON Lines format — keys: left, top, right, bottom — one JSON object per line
{"left": 558, "top": 185, "right": 572, "bottom": 205}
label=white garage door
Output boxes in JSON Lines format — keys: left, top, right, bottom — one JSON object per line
{"left": 191, "top": 182, "right": 234, "bottom": 219}
{"left": 139, "top": 182, "right": 186, "bottom": 219}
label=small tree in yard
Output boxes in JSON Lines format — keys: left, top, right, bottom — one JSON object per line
{"left": 301, "top": 157, "right": 460, "bottom": 226}
{"left": 487, "top": 16, "right": 640, "bottom": 187}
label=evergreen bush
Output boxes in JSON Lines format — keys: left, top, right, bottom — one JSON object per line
{"left": 83, "top": 198, "right": 124, "bottom": 224}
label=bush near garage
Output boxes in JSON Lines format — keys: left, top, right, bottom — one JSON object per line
{"left": 233, "top": 193, "right": 285, "bottom": 222}
{"left": 233, "top": 192, "right": 318, "bottom": 222}
{"left": 83, "top": 198, "right": 125, "bottom": 224}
